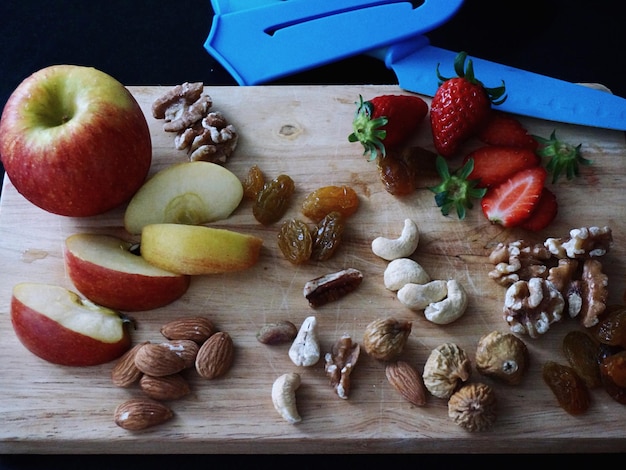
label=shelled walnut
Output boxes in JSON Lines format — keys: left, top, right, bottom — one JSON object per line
{"left": 152, "top": 82, "right": 238, "bottom": 163}
{"left": 503, "top": 278, "right": 564, "bottom": 338}
{"left": 489, "top": 226, "right": 612, "bottom": 333}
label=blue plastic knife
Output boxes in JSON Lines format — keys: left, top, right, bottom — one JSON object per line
{"left": 205, "top": 0, "right": 626, "bottom": 130}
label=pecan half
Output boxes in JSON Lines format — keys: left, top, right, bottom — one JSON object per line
{"left": 303, "top": 268, "right": 363, "bottom": 308}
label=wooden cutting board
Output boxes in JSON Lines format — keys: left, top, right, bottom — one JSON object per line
{"left": 1, "top": 85, "right": 626, "bottom": 454}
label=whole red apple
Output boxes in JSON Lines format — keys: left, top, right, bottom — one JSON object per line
{"left": 0, "top": 65, "right": 152, "bottom": 217}
{"left": 11, "top": 282, "right": 133, "bottom": 366}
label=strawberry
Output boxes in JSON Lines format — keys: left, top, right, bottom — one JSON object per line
{"left": 534, "top": 130, "right": 591, "bottom": 183}
{"left": 430, "top": 51, "right": 506, "bottom": 158}
{"left": 463, "top": 146, "right": 541, "bottom": 188}
{"left": 478, "top": 111, "right": 538, "bottom": 150}
{"left": 480, "top": 166, "right": 547, "bottom": 228}
{"left": 348, "top": 94, "right": 428, "bottom": 160}
{"left": 519, "top": 187, "right": 558, "bottom": 232}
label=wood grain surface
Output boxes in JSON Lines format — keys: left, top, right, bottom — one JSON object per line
{"left": 1, "top": 85, "right": 625, "bottom": 454}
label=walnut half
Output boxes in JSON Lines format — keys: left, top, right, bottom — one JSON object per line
{"left": 503, "top": 278, "right": 564, "bottom": 338}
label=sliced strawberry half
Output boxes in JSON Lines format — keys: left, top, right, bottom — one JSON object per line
{"left": 478, "top": 111, "right": 538, "bottom": 150}
{"left": 464, "top": 146, "right": 541, "bottom": 188}
{"left": 519, "top": 187, "right": 558, "bottom": 232}
{"left": 481, "top": 166, "right": 547, "bottom": 228}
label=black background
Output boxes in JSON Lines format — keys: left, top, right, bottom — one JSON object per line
{"left": 1, "top": 0, "right": 625, "bottom": 465}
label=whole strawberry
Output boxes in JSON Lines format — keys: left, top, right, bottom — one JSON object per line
{"left": 349, "top": 94, "right": 428, "bottom": 160}
{"left": 430, "top": 51, "right": 506, "bottom": 157}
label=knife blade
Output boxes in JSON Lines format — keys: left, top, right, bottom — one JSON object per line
{"left": 370, "top": 35, "right": 626, "bottom": 131}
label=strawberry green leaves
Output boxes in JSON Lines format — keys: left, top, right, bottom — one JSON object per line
{"left": 534, "top": 130, "right": 591, "bottom": 183}
{"left": 429, "top": 155, "right": 487, "bottom": 220}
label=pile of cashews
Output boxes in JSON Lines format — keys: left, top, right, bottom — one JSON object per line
{"left": 371, "top": 218, "right": 468, "bottom": 325}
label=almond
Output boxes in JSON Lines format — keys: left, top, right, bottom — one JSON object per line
{"left": 114, "top": 398, "right": 173, "bottom": 430}
{"left": 160, "top": 339, "right": 199, "bottom": 369}
{"left": 134, "top": 342, "right": 186, "bottom": 377}
{"left": 139, "top": 373, "right": 191, "bottom": 401}
{"left": 195, "top": 331, "right": 234, "bottom": 379}
{"left": 111, "top": 341, "right": 149, "bottom": 387}
{"left": 385, "top": 360, "right": 427, "bottom": 406}
{"left": 160, "top": 316, "right": 217, "bottom": 343}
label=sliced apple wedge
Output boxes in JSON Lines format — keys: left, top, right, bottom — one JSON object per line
{"left": 124, "top": 161, "right": 244, "bottom": 235}
{"left": 11, "top": 282, "right": 133, "bottom": 366}
{"left": 140, "top": 223, "right": 263, "bottom": 275}
{"left": 64, "top": 233, "right": 191, "bottom": 311}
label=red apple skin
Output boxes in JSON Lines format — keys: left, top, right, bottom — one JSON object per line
{"left": 10, "top": 296, "right": 132, "bottom": 367}
{"left": 64, "top": 247, "right": 191, "bottom": 312}
{"left": 0, "top": 65, "right": 152, "bottom": 217}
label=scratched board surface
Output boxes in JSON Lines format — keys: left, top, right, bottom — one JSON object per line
{"left": 1, "top": 85, "right": 625, "bottom": 453}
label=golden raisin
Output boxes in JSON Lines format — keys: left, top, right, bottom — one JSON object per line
{"left": 242, "top": 164, "right": 265, "bottom": 200}
{"left": 277, "top": 218, "right": 312, "bottom": 265}
{"left": 562, "top": 330, "right": 602, "bottom": 389}
{"left": 593, "top": 305, "right": 626, "bottom": 347}
{"left": 301, "top": 185, "right": 359, "bottom": 223}
{"left": 542, "top": 361, "right": 590, "bottom": 415}
{"left": 600, "top": 350, "right": 626, "bottom": 388}
{"left": 377, "top": 146, "right": 437, "bottom": 196}
{"left": 594, "top": 305, "right": 626, "bottom": 348}
{"left": 311, "top": 211, "right": 345, "bottom": 261}
{"left": 253, "top": 174, "right": 295, "bottom": 225}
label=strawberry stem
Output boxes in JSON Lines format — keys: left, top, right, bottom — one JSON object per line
{"left": 429, "top": 155, "right": 487, "bottom": 219}
{"left": 533, "top": 130, "right": 591, "bottom": 183}
{"left": 348, "top": 95, "right": 388, "bottom": 160}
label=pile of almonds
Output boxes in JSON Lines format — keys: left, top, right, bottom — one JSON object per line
{"left": 111, "top": 316, "right": 234, "bottom": 431}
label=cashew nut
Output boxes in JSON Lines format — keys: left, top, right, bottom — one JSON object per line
{"left": 371, "top": 218, "right": 419, "bottom": 261}
{"left": 288, "top": 315, "right": 320, "bottom": 367}
{"left": 397, "top": 280, "right": 448, "bottom": 311}
{"left": 271, "top": 372, "right": 302, "bottom": 424}
{"left": 384, "top": 258, "right": 430, "bottom": 291}
{"left": 424, "top": 279, "right": 468, "bottom": 325}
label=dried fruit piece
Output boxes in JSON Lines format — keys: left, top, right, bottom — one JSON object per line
{"left": 253, "top": 174, "right": 295, "bottom": 225}
{"left": 310, "top": 211, "right": 345, "bottom": 261}
{"left": 277, "top": 218, "right": 312, "bottom": 265}
{"left": 256, "top": 321, "right": 298, "bottom": 345}
{"left": 563, "top": 330, "right": 602, "bottom": 389}
{"left": 475, "top": 331, "right": 528, "bottom": 385}
{"left": 448, "top": 383, "right": 497, "bottom": 432}
{"left": 160, "top": 316, "right": 216, "bottom": 344}
{"left": 362, "top": 317, "right": 412, "bottom": 361}
{"left": 594, "top": 305, "right": 626, "bottom": 348}
{"left": 195, "top": 331, "right": 234, "bottom": 379}
{"left": 600, "top": 350, "right": 626, "bottom": 388}
{"left": 385, "top": 361, "right": 427, "bottom": 406}
{"left": 422, "top": 342, "right": 471, "bottom": 399}
{"left": 301, "top": 185, "right": 359, "bottom": 223}
{"left": 542, "top": 361, "right": 590, "bottom": 415}
{"left": 114, "top": 398, "right": 174, "bottom": 431}
{"left": 377, "top": 146, "right": 436, "bottom": 196}
{"left": 242, "top": 164, "right": 265, "bottom": 200}
{"left": 303, "top": 268, "right": 363, "bottom": 308}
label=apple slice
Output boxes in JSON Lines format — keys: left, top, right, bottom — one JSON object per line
{"left": 140, "top": 223, "right": 263, "bottom": 275}
{"left": 64, "top": 233, "right": 191, "bottom": 311}
{"left": 11, "top": 283, "right": 133, "bottom": 366}
{"left": 124, "top": 161, "right": 244, "bottom": 235}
